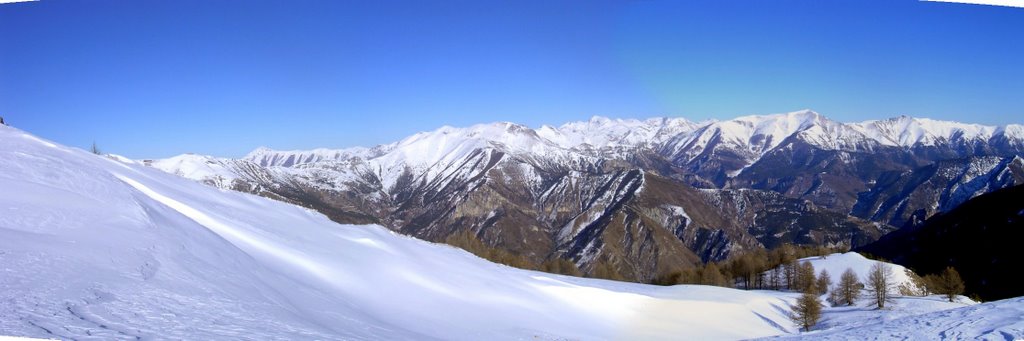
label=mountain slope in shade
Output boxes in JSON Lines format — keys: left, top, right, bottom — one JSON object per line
{"left": 852, "top": 155, "right": 1024, "bottom": 228}
{"left": 0, "top": 124, "right": 809, "bottom": 340}
{"left": 857, "top": 184, "right": 1024, "bottom": 301}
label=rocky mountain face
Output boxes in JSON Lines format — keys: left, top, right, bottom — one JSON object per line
{"left": 147, "top": 111, "right": 1023, "bottom": 282}
{"left": 852, "top": 155, "right": 1024, "bottom": 228}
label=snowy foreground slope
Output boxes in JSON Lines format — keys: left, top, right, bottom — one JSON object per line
{"left": 769, "top": 296, "right": 1024, "bottom": 340}
{"left": 0, "top": 125, "right": 800, "bottom": 340}
{"left": 765, "top": 253, "right": 1024, "bottom": 340}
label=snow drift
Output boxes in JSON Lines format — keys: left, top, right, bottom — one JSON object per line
{"left": 0, "top": 125, "right": 799, "bottom": 339}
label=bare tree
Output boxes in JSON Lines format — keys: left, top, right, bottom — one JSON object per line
{"left": 836, "top": 268, "right": 861, "bottom": 306}
{"left": 90, "top": 141, "right": 101, "bottom": 155}
{"left": 768, "top": 267, "right": 782, "bottom": 290}
{"left": 783, "top": 260, "right": 797, "bottom": 290}
{"left": 790, "top": 290, "right": 823, "bottom": 331}
{"left": 866, "top": 262, "right": 895, "bottom": 309}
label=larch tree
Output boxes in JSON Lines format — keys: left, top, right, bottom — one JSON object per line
{"left": 815, "top": 269, "right": 832, "bottom": 295}
{"left": 790, "top": 289, "right": 823, "bottom": 331}
{"left": 783, "top": 260, "right": 797, "bottom": 290}
{"left": 796, "top": 261, "right": 816, "bottom": 293}
{"left": 866, "top": 262, "right": 895, "bottom": 309}
{"left": 700, "top": 262, "right": 728, "bottom": 287}
{"left": 934, "top": 266, "right": 966, "bottom": 302}
{"left": 836, "top": 268, "right": 861, "bottom": 306}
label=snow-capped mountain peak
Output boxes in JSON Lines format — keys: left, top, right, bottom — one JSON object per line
{"left": 244, "top": 146, "right": 374, "bottom": 167}
{"left": 157, "top": 110, "right": 1023, "bottom": 197}
{"left": 852, "top": 115, "right": 997, "bottom": 147}
{"left": 538, "top": 115, "right": 700, "bottom": 149}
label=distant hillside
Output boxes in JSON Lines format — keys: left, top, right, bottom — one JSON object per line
{"left": 857, "top": 184, "right": 1024, "bottom": 301}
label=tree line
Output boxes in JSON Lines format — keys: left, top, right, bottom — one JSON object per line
{"left": 444, "top": 229, "right": 966, "bottom": 333}
{"left": 652, "top": 244, "right": 847, "bottom": 289}
{"left": 443, "top": 229, "right": 583, "bottom": 277}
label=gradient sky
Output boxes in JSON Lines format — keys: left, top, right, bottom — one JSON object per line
{"left": 1, "top": 0, "right": 1022, "bottom": 158}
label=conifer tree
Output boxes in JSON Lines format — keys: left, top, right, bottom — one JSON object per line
{"left": 933, "top": 266, "right": 965, "bottom": 302}
{"left": 700, "top": 262, "right": 728, "bottom": 287}
{"left": 796, "top": 261, "right": 816, "bottom": 292}
{"left": 837, "top": 268, "right": 861, "bottom": 306}
{"left": 790, "top": 288, "right": 823, "bottom": 331}
{"left": 815, "top": 269, "right": 832, "bottom": 295}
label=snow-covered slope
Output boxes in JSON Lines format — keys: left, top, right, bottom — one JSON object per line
{"left": 781, "top": 296, "right": 1024, "bottom": 340}
{"left": 149, "top": 154, "right": 242, "bottom": 185}
{"left": 851, "top": 115, "right": 998, "bottom": 148}
{"left": 0, "top": 125, "right": 803, "bottom": 340}
{"left": 245, "top": 146, "right": 374, "bottom": 168}
{"left": 760, "top": 253, "right": 1023, "bottom": 340}
{"left": 796, "top": 252, "right": 920, "bottom": 292}
{"left": 536, "top": 116, "right": 701, "bottom": 149}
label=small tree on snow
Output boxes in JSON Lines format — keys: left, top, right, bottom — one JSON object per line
{"left": 795, "top": 261, "right": 816, "bottom": 293}
{"left": 932, "top": 266, "right": 966, "bottom": 302}
{"left": 866, "top": 262, "right": 895, "bottom": 309}
{"left": 90, "top": 141, "right": 101, "bottom": 155}
{"left": 815, "top": 269, "right": 832, "bottom": 295}
{"left": 790, "top": 289, "right": 823, "bottom": 331}
{"left": 836, "top": 268, "right": 861, "bottom": 306}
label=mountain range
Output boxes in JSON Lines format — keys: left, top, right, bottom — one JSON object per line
{"left": 148, "top": 110, "right": 1024, "bottom": 282}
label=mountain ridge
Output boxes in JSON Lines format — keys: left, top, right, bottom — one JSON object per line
{"left": 146, "top": 110, "right": 1023, "bottom": 282}
{"left": 232, "top": 110, "right": 1024, "bottom": 168}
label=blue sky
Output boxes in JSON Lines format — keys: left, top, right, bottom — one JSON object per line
{"left": 1, "top": 0, "right": 1022, "bottom": 158}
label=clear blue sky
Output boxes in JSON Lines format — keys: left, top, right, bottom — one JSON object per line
{"left": 1, "top": 0, "right": 1022, "bottom": 158}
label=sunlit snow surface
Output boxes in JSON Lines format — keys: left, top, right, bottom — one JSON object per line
{"left": 767, "top": 296, "right": 1024, "bottom": 340}
{"left": 0, "top": 125, "right": 799, "bottom": 340}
